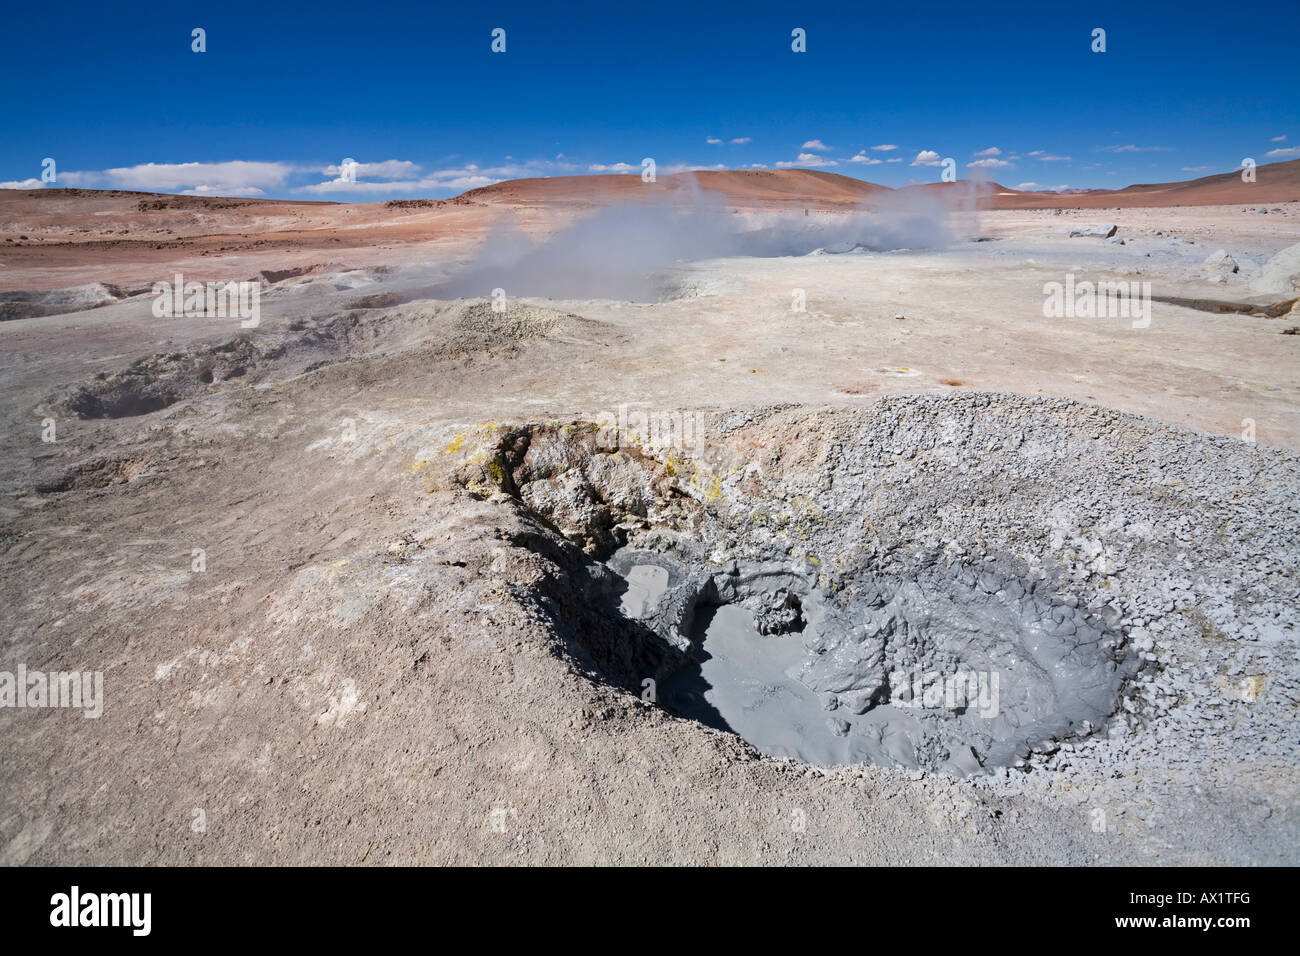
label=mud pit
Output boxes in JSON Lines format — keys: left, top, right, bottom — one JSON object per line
{"left": 452, "top": 395, "right": 1298, "bottom": 787}
{"left": 613, "top": 549, "right": 1133, "bottom": 775}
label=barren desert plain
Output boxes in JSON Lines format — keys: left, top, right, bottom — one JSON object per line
{"left": 2, "top": 161, "right": 1299, "bottom": 865}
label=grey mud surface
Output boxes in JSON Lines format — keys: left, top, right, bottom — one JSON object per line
{"left": 616, "top": 548, "right": 1134, "bottom": 776}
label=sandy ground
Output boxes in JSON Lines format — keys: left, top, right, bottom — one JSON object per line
{"left": 1, "top": 185, "right": 1298, "bottom": 864}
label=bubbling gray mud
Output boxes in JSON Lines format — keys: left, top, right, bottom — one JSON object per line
{"left": 608, "top": 548, "right": 1135, "bottom": 775}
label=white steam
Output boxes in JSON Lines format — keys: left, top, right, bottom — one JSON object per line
{"left": 432, "top": 177, "right": 982, "bottom": 302}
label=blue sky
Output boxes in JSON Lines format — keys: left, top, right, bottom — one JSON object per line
{"left": 3, "top": 0, "right": 1298, "bottom": 199}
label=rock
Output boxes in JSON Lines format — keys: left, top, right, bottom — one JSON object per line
{"left": 1070, "top": 224, "right": 1118, "bottom": 239}
{"left": 823, "top": 240, "right": 859, "bottom": 254}
{"left": 1247, "top": 241, "right": 1300, "bottom": 295}
{"left": 1202, "top": 250, "right": 1239, "bottom": 274}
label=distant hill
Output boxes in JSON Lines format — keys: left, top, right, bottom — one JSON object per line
{"left": 458, "top": 168, "right": 889, "bottom": 209}
{"left": 457, "top": 160, "right": 1300, "bottom": 209}
{"left": 4, "top": 160, "right": 1298, "bottom": 215}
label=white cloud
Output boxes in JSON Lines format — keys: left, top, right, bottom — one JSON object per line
{"left": 911, "top": 150, "right": 943, "bottom": 167}
{"left": 433, "top": 162, "right": 557, "bottom": 187}
{"left": 299, "top": 160, "right": 553, "bottom": 195}
{"left": 1265, "top": 146, "right": 1300, "bottom": 158}
{"left": 730, "top": 137, "right": 751, "bottom": 144}
{"left": 429, "top": 176, "right": 498, "bottom": 191}
{"left": 299, "top": 179, "right": 416, "bottom": 195}
{"left": 801, "top": 139, "right": 830, "bottom": 151}
{"left": 49, "top": 170, "right": 93, "bottom": 186}
{"left": 299, "top": 156, "right": 656, "bottom": 196}
{"left": 660, "top": 163, "right": 727, "bottom": 174}
{"left": 1027, "top": 151, "right": 1071, "bottom": 161}
{"left": 301, "top": 159, "right": 425, "bottom": 194}
{"left": 777, "top": 153, "right": 837, "bottom": 168}
{"left": 870, "top": 144, "right": 898, "bottom": 151}
{"left": 706, "top": 137, "right": 722, "bottom": 145}
{"left": 183, "top": 184, "right": 266, "bottom": 196}
{"left": 34, "top": 160, "right": 295, "bottom": 194}
{"left": 1014, "top": 182, "right": 1040, "bottom": 190}
{"left": 968, "top": 158, "right": 1012, "bottom": 169}
{"left": 1098, "top": 144, "right": 1168, "bottom": 153}
{"left": 321, "top": 159, "right": 421, "bottom": 179}
{"left": 10, "top": 156, "right": 690, "bottom": 201}
{"left": 1270, "top": 135, "right": 1287, "bottom": 142}
{"left": 98, "top": 161, "right": 294, "bottom": 193}
{"left": 848, "top": 151, "right": 882, "bottom": 165}
{"left": 972, "top": 146, "right": 1001, "bottom": 157}
{"left": 1180, "top": 166, "right": 1214, "bottom": 172}
{"left": 748, "top": 163, "right": 767, "bottom": 168}
{"left": 885, "top": 157, "right": 903, "bottom": 163}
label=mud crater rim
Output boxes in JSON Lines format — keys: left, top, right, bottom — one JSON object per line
{"left": 452, "top": 417, "right": 1144, "bottom": 778}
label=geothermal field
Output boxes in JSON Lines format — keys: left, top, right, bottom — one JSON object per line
{"left": 2, "top": 163, "right": 1299, "bottom": 866}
